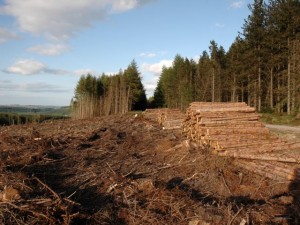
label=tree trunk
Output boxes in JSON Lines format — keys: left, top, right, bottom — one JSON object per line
{"left": 287, "top": 60, "right": 291, "bottom": 115}
{"left": 258, "top": 45, "right": 261, "bottom": 112}
{"left": 258, "top": 66, "right": 261, "bottom": 112}
{"left": 247, "top": 74, "right": 251, "bottom": 107}
{"left": 254, "top": 81, "right": 257, "bottom": 110}
{"left": 277, "top": 69, "right": 281, "bottom": 113}
{"left": 212, "top": 68, "right": 215, "bottom": 102}
{"left": 287, "top": 38, "right": 291, "bottom": 115}
{"left": 270, "top": 67, "right": 274, "bottom": 110}
{"left": 292, "top": 39, "right": 296, "bottom": 113}
{"left": 241, "top": 84, "right": 244, "bottom": 103}
{"left": 232, "top": 74, "right": 236, "bottom": 102}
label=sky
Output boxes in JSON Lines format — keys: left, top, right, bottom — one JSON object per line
{"left": 0, "top": 0, "right": 253, "bottom": 106}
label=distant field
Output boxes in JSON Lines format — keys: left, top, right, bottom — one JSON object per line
{"left": 0, "top": 105, "right": 70, "bottom": 125}
{"left": 0, "top": 105, "right": 70, "bottom": 116}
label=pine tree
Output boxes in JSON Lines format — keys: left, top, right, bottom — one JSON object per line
{"left": 227, "top": 37, "right": 249, "bottom": 103}
{"left": 195, "top": 51, "right": 212, "bottom": 101}
{"left": 266, "top": 0, "right": 300, "bottom": 113}
{"left": 153, "top": 79, "right": 165, "bottom": 108}
{"left": 124, "top": 60, "right": 147, "bottom": 111}
{"left": 242, "top": 0, "right": 267, "bottom": 111}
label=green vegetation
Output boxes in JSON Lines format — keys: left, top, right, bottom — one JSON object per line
{"left": 152, "top": 0, "right": 300, "bottom": 114}
{"left": 260, "top": 113, "right": 300, "bottom": 126}
{"left": 0, "top": 106, "right": 70, "bottom": 126}
{"left": 71, "top": 0, "right": 300, "bottom": 122}
{"left": 0, "top": 113, "right": 68, "bottom": 126}
{"left": 0, "top": 106, "right": 70, "bottom": 116}
{"left": 71, "top": 60, "right": 147, "bottom": 119}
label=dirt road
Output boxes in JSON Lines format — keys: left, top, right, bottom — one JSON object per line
{"left": 266, "top": 124, "right": 300, "bottom": 141}
{"left": 267, "top": 124, "right": 300, "bottom": 133}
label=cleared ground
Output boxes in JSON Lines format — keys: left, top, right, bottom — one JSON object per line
{"left": 0, "top": 114, "right": 299, "bottom": 224}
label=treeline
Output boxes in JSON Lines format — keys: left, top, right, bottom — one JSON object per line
{"left": 71, "top": 60, "right": 147, "bottom": 119}
{"left": 0, "top": 113, "right": 67, "bottom": 126}
{"left": 152, "top": 0, "right": 300, "bottom": 114}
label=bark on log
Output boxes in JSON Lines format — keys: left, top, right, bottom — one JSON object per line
{"left": 183, "top": 101, "right": 300, "bottom": 181}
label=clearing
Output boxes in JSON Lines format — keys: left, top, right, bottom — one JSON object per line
{"left": 0, "top": 113, "right": 299, "bottom": 224}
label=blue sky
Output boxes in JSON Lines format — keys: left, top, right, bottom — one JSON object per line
{"left": 0, "top": 0, "right": 252, "bottom": 106}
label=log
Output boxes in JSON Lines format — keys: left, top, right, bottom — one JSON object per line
{"left": 234, "top": 160, "right": 298, "bottom": 181}
{"left": 219, "top": 150, "right": 300, "bottom": 163}
{"left": 183, "top": 102, "right": 300, "bottom": 182}
{"left": 143, "top": 108, "right": 185, "bottom": 129}
{"left": 196, "top": 127, "right": 270, "bottom": 135}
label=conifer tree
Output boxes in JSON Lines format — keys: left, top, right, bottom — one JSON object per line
{"left": 153, "top": 79, "right": 165, "bottom": 108}
{"left": 242, "top": 0, "right": 267, "bottom": 111}
{"left": 124, "top": 60, "right": 147, "bottom": 111}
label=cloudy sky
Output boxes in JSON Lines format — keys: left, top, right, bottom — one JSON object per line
{"left": 0, "top": 0, "right": 252, "bottom": 106}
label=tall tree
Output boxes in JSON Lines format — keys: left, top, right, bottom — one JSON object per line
{"left": 195, "top": 51, "right": 212, "bottom": 101}
{"left": 124, "top": 60, "right": 147, "bottom": 111}
{"left": 153, "top": 79, "right": 165, "bottom": 108}
{"left": 209, "top": 40, "right": 219, "bottom": 102}
{"left": 267, "top": 0, "right": 300, "bottom": 113}
{"left": 242, "top": 0, "right": 267, "bottom": 111}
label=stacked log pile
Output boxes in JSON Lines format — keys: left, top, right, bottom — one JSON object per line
{"left": 234, "top": 160, "right": 300, "bottom": 182}
{"left": 183, "top": 102, "right": 300, "bottom": 182}
{"left": 143, "top": 108, "right": 185, "bottom": 129}
{"left": 159, "top": 109, "right": 186, "bottom": 129}
{"left": 143, "top": 108, "right": 168, "bottom": 122}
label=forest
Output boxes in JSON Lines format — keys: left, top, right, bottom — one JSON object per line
{"left": 72, "top": 0, "right": 300, "bottom": 119}
{"left": 71, "top": 61, "right": 147, "bottom": 119}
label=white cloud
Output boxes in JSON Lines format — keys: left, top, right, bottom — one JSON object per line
{"left": 191, "top": 55, "right": 200, "bottom": 63}
{"left": 0, "top": 80, "right": 68, "bottom": 93}
{"left": 139, "top": 50, "right": 168, "bottom": 58}
{"left": 144, "top": 81, "right": 157, "bottom": 93}
{"left": 4, "top": 59, "right": 71, "bottom": 75}
{"left": 28, "top": 43, "right": 69, "bottom": 56}
{"left": 20, "top": 82, "right": 68, "bottom": 93}
{"left": 139, "top": 52, "right": 157, "bottom": 58}
{"left": 5, "top": 59, "right": 45, "bottom": 75}
{"left": 74, "top": 69, "right": 97, "bottom": 76}
{"left": 104, "top": 71, "right": 120, "bottom": 76}
{"left": 44, "top": 68, "right": 70, "bottom": 75}
{"left": 75, "top": 69, "right": 125, "bottom": 76}
{"left": 111, "top": 0, "right": 138, "bottom": 12}
{"left": 141, "top": 59, "right": 173, "bottom": 76}
{"left": 0, "top": 0, "right": 155, "bottom": 40}
{"left": 230, "top": 1, "right": 243, "bottom": 9}
{"left": 0, "top": 27, "right": 18, "bottom": 43}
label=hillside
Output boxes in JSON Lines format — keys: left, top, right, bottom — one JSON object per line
{"left": 0, "top": 105, "right": 70, "bottom": 116}
{"left": 0, "top": 113, "right": 299, "bottom": 224}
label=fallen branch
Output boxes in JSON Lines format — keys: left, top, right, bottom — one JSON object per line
{"left": 0, "top": 201, "right": 54, "bottom": 223}
{"left": 34, "top": 177, "right": 60, "bottom": 200}
{"left": 228, "top": 207, "right": 243, "bottom": 225}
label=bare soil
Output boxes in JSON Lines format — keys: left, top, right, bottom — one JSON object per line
{"left": 0, "top": 113, "right": 299, "bottom": 224}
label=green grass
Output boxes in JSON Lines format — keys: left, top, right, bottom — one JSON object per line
{"left": 260, "top": 113, "right": 300, "bottom": 126}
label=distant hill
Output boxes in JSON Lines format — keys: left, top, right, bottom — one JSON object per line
{"left": 0, "top": 105, "right": 70, "bottom": 116}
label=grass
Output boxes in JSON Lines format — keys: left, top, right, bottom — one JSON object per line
{"left": 260, "top": 113, "right": 300, "bottom": 126}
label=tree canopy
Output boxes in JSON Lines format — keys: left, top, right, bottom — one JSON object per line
{"left": 71, "top": 61, "right": 147, "bottom": 119}
{"left": 72, "top": 0, "right": 300, "bottom": 118}
{"left": 153, "top": 0, "right": 300, "bottom": 114}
